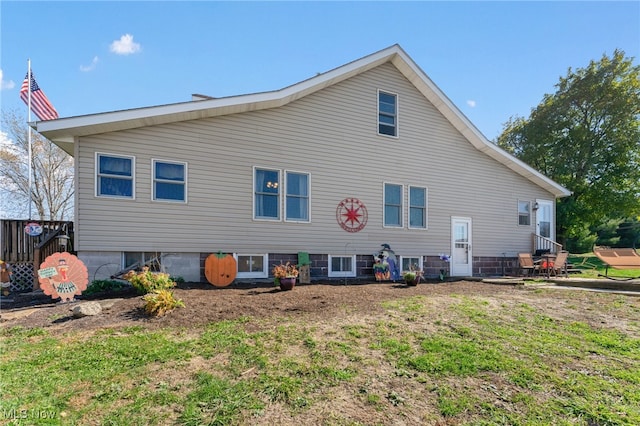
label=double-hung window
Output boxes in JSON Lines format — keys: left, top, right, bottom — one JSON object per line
{"left": 96, "top": 153, "right": 134, "bottom": 198}
{"left": 384, "top": 183, "right": 403, "bottom": 227}
{"left": 409, "top": 186, "right": 427, "bottom": 229}
{"left": 254, "top": 168, "right": 280, "bottom": 220}
{"left": 378, "top": 91, "right": 397, "bottom": 137}
{"left": 285, "top": 171, "right": 310, "bottom": 222}
{"left": 518, "top": 201, "right": 531, "bottom": 226}
{"left": 153, "top": 159, "right": 186, "bottom": 202}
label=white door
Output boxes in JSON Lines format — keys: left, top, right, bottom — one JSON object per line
{"left": 535, "top": 200, "right": 554, "bottom": 240}
{"left": 451, "top": 217, "right": 472, "bottom": 276}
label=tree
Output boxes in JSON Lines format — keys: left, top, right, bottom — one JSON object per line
{"left": 497, "top": 50, "right": 640, "bottom": 251}
{"left": 0, "top": 109, "right": 74, "bottom": 220}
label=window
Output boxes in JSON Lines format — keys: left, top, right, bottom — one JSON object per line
{"left": 518, "top": 201, "right": 531, "bottom": 226}
{"left": 409, "top": 186, "right": 427, "bottom": 229}
{"left": 328, "top": 255, "right": 356, "bottom": 277}
{"left": 286, "top": 171, "right": 310, "bottom": 222}
{"left": 153, "top": 160, "right": 186, "bottom": 202}
{"left": 123, "top": 252, "right": 161, "bottom": 271}
{"left": 236, "top": 254, "right": 268, "bottom": 278}
{"left": 384, "top": 183, "right": 403, "bottom": 227}
{"left": 254, "top": 168, "right": 280, "bottom": 220}
{"left": 401, "top": 256, "right": 423, "bottom": 273}
{"left": 378, "top": 91, "right": 397, "bottom": 136}
{"left": 96, "top": 153, "right": 134, "bottom": 198}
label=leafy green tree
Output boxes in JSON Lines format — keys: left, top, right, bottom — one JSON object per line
{"left": 497, "top": 50, "right": 640, "bottom": 251}
{"left": 616, "top": 217, "right": 640, "bottom": 248}
{"left": 0, "top": 109, "right": 74, "bottom": 220}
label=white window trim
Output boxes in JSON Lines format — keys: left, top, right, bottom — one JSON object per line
{"left": 383, "top": 182, "right": 404, "bottom": 228}
{"left": 253, "top": 166, "right": 282, "bottom": 221}
{"left": 328, "top": 254, "right": 356, "bottom": 278}
{"left": 122, "top": 251, "right": 163, "bottom": 271}
{"left": 284, "top": 169, "right": 311, "bottom": 223}
{"left": 517, "top": 200, "right": 531, "bottom": 227}
{"left": 377, "top": 89, "right": 399, "bottom": 138}
{"left": 152, "top": 158, "right": 188, "bottom": 203}
{"left": 400, "top": 256, "right": 424, "bottom": 273}
{"left": 234, "top": 254, "right": 269, "bottom": 279}
{"left": 408, "top": 185, "right": 428, "bottom": 230}
{"left": 95, "top": 152, "right": 135, "bottom": 199}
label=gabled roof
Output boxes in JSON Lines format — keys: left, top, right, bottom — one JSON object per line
{"left": 35, "top": 44, "right": 570, "bottom": 197}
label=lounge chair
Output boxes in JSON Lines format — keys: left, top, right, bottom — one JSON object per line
{"left": 518, "top": 253, "right": 541, "bottom": 277}
{"left": 593, "top": 246, "right": 640, "bottom": 280}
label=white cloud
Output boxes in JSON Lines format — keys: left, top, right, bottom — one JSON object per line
{"left": 466, "top": 100, "right": 477, "bottom": 108}
{"left": 109, "top": 34, "right": 141, "bottom": 55}
{"left": 0, "top": 69, "right": 16, "bottom": 90}
{"left": 80, "top": 56, "right": 99, "bottom": 72}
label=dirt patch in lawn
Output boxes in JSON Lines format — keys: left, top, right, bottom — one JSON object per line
{"left": 1, "top": 280, "right": 635, "bottom": 336}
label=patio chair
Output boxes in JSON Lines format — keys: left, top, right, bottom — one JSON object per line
{"left": 593, "top": 246, "right": 640, "bottom": 280}
{"left": 549, "top": 250, "right": 569, "bottom": 277}
{"left": 518, "top": 253, "right": 541, "bottom": 277}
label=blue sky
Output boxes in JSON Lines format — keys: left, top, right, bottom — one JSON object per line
{"left": 1, "top": 1, "right": 638, "bottom": 141}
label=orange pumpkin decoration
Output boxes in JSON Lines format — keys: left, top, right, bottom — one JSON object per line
{"left": 204, "top": 252, "right": 237, "bottom": 287}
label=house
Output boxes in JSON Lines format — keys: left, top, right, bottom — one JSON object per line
{"left": 35, "top": 45, "right": 570, "bottom": 283}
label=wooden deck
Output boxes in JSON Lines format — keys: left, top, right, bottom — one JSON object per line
{"left": 1, "top": 219, "right": 74, "bottom": 291}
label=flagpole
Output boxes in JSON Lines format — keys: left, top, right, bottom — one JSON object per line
{"left": 27, "top": 59, "right": 32, "bottom": 220}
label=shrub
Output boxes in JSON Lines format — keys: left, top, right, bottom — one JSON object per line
{"left": 122, "top": 267, "right": 175, "bottom": 294}
{"left": 143, "top": 289, "right": 185, "bottom": 316}
{"left": 84, "top": 279, "right": 130, "bottom": 296}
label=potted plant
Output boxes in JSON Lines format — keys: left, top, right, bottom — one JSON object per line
{"left": 272, "top": 262, "right": 299, "bottom": 291}
{"left": 403, "top": 265, "right": 422, "bottom": 286}
{"left": 403, "top": 271, "right": 417, "bottom": 286}
{"left": 438, "top": 254, "right": 451, "bottom": 281}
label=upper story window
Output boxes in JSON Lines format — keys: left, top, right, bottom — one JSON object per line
{"left": 285, "top": 171, "right": 310, "bottom": 222}
{"left": 384, "top": 183, "right": 403, "bottom": 227}
{"left": 254, "top": 168, "right": 280, "bottom": 220}
{"left": 409, "top": 186, "right": 427, "bottom": 229}
{"left": 96, "top": 153, "right": 134, "bottom": 199}
{"left": 153, "top": 160, "right": 186, "bottom": 202}
{"left": 518, "top": 200, "right": 531, "bottom": 226}
{"left": 378, "top": 91, "right": 397, "bottom": 137}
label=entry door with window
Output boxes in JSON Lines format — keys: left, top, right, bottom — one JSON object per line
{"left": 451, "top": 217, "right": 472, "bottom": 276}
{"left": 535, "top": 200, "right": 554, "bottom": 240}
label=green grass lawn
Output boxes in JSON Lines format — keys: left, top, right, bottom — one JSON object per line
{"left": 568, "top": 252, "right": 640, "bottom": 279}
{"left": 1, "top": 289, "right": 639, "bottom": 425}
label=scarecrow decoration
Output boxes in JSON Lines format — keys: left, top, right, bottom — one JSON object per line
{"left": 373, "top": 243, "right": 400, "bottom": 282}
{"left": 1, "top": 260, "right": 12, "bottom": 297}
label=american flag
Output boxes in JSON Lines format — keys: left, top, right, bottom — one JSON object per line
{"left": 20, "top": 71, "right": 59, "bottom": 121}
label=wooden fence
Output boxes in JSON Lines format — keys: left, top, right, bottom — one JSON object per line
{"left": 1, "top": 219, "right": 74, "bottom": 291}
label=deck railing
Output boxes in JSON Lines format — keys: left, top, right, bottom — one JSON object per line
{"left": 1, "top": 219, "right": 74, "bottom": 290}
{"left": 532, "top": 233, "right": 563, "bottom": 254}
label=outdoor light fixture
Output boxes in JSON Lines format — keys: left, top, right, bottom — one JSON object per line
{"left": 56, "top": 234, "right": 71, "bottom": 251}
{"left": 532, "top": 202, "right": 539, "bottom": 211}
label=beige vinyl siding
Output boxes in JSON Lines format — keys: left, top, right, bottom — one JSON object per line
{"left": 75, "top": 63, "right": 551, "bottom": 257}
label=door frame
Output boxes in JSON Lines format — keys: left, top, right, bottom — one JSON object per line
{"left": 535, "top": 199, "right": 554, "bottom": 241}
{"left": 450, "top": 216, "right": 473, "bottom": 277}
